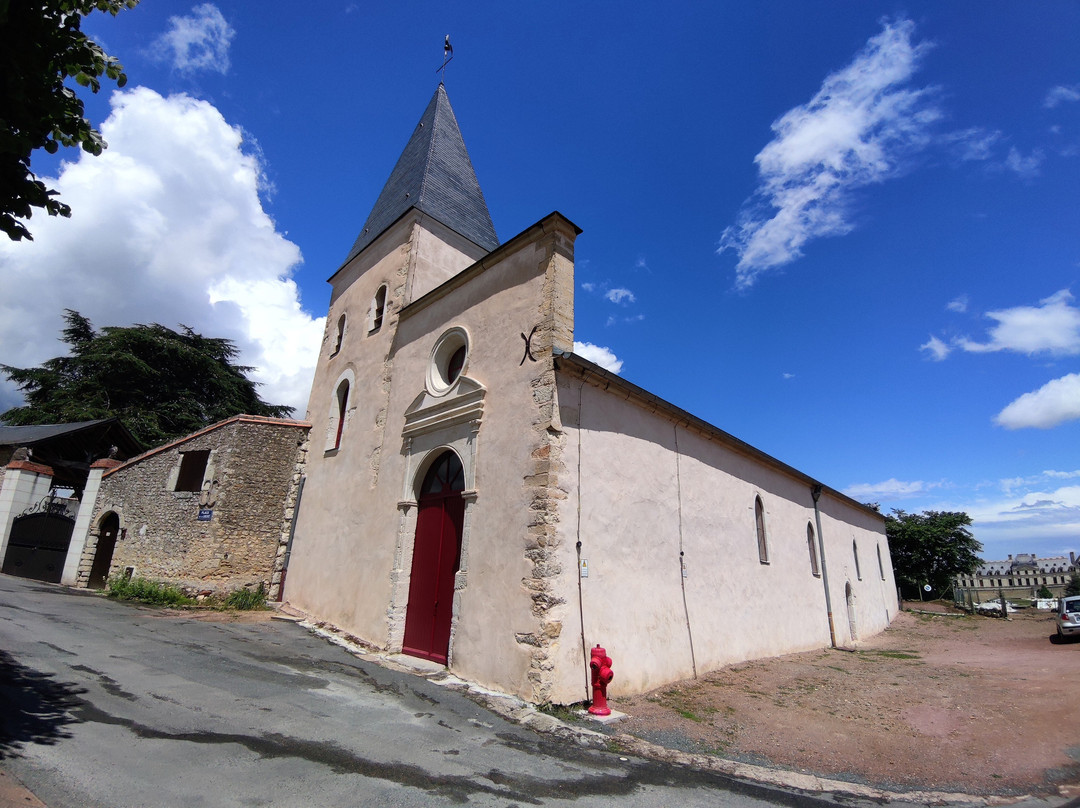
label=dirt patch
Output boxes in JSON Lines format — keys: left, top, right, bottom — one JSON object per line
{"left": 613, "top": 605, "right": 1080, "bottom": 796}
{"left": 145, "top": 606, "right": 277, "bottom": 623}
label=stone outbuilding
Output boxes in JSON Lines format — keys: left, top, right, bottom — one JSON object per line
{"left": 282, "top": 84, "right": 900, "bottom": 705}
{"left": 70, "top": 415, "right": 310, "bottom": 598}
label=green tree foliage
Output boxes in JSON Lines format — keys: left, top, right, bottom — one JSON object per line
{"left": 1066, "top": 572, "right": 1080, "bottom": 597}
{"left": 1, "top": 310, "right": 291, "bottom": 446}
{"left": 0, "top": 0, "right": 139, "bottom": 241}
{"left": 1038, "top": 584, "right": 1053, "bottom": 599}
{"left": 885, "top": 509, "right": 982, "bottom": 597}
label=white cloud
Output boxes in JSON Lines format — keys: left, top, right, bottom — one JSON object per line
{"left": 963, "top": 484, "right": 1080, "bottom": 551}
{"left": 958, "top": 289, "right": 1080, "bottom": 356}
{"left": 920, "top": 335, "right": 951, "bottom": 361}
{"left": 844, "top": 478, "right": 937, "bottom": 500}
{"left": 0, "top": 87, "right": 323, "bottom": 418}
{"left": 782, "top": 372, "right": 795, "bottom": 380}
{"left": 946, "top": 295, "right": 968, "bottom": 313}
{"left": 1044, "top": 84, "right": 1080, "bottom": 109}
{"left": 945, "top": 128, "right": 1001, "bottom": 161}
{"left": 150, "top": 4, "right": 235, "bottom": 74}
{"left": 994, "top": 373, "right": 1080, "bottom": 429}
{"left": 1004, "top": 146, "right": 1044, "bottom": 179}
{"left": 574, "top": 342, "right": 623, "bottom": 374}
{"left": 581, "top": 282, "right": 596, "bottom": 292}
{"left": 718, "top": 19, "right": 938, "bottom": 288}
{"left": 1001, "top": 470, "right": 1080, "bottom": 494}
{"left": 605, "top": 288, "right": 636, "bottom": 305}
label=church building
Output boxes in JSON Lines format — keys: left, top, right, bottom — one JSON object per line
{"left": 284, "top": 84, "right": 898, "bottom": 705}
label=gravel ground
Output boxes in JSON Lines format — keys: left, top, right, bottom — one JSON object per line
{"left": 611, "top": 604, "right": 1080, "bottom": 798}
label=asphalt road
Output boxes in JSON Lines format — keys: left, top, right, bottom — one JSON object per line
{"left": 0, "top": 573, "right": 885, "bottom": 808}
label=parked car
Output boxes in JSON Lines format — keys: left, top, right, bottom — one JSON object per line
{"left": 1056, "top": 596, "right": 1080, "bottom": 640}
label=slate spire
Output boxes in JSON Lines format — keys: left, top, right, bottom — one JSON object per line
{"left": 344, "top": 84, "right": 498, "bottom": 263}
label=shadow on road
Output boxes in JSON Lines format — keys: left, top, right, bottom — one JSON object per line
{"left": 0, "top": 649, "right": 85, "bottom": 759}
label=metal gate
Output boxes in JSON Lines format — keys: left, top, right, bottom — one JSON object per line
{"left": 1, "top": 495, "right": 78, "bottom": 583}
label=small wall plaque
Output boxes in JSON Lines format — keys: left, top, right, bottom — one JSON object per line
{"left": 197, "top": 508, "right": 213, "bottom": 522}
{"left": 579, "top": 558, "right": 589, "bottom": 578}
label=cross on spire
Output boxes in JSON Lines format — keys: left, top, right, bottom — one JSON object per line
{"left": 438, "top": 35, "right": 454, "bottom": 81}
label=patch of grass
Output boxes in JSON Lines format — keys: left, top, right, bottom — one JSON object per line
{"left": 654, "top": 688, "right": 715, "bottom": 723}
{"left": 863, "top": 650, "right": 921, "bottom": 660}
{"left": 538, "top": 702, "right": 585, "bottom": 723}
{"left": 105, "top": 576, "right": 194, "bottom": 607}
{"left": 223, "top": 583, "right": 267, "bottom": 611}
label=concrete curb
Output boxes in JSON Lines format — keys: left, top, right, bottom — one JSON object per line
{"left": 294, "top": 615, "right": 1073, "bottom": 808}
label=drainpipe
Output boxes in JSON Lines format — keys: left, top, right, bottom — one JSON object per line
{"left": 811, "top": 484, "right": 837, "bottom": 649}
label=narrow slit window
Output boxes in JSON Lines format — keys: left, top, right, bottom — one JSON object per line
{"left": 877, "top": 544, "right": 885, "bottom": 580}
{"left": 853, "top": 539, "right": 862, "bottom": 580}
{"left": 332, "top": 380, "right": 349, "bottom": 450}
{"left": 755, "top": 496, "right": 768, "bottom": 564}
{"left": 370, "top": 285, "right": 387, "bottom": 332}
{"left": 332, "top": 314, "right": 346, "bottom": 355}
{"left": 807, "top": 522, "right": 820, "bottom": 576}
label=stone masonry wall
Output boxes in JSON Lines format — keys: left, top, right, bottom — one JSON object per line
{"left": 78, "top": 417, "right": 309, "bottom": 597}
{"left": 516, "top": 218, "right": 577, "bottom": 703}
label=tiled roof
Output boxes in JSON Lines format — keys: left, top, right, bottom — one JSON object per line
{"left": 0, "top": 419, "right": 113, "bottom": 445}
{"left": 343, "top": 84, "right": 498, "bottom": 263}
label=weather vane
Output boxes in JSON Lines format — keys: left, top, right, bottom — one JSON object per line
{"left": 437, "top": 35, "right": 453, "bottom": 81}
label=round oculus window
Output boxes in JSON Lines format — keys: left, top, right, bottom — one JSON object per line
{"left": 428, "top": 328, "right": 469, "bottom": 395}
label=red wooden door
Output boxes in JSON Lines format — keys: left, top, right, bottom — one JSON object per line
{"left": 402, "top": 452, "right": 465, "bottom": 664}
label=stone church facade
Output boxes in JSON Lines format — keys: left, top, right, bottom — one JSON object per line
{"left": 284, "top": 84, "right": 898, "bottom": 704}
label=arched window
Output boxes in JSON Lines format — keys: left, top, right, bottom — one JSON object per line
{"left": 329, "top": 379, "right": 349, "bottom": 451}
{"left": 420, "top": 450, "right": 465, "bottom": 496}
{"left": 331, "top": 314, "right": 346, "bottom": 355}
{"left": 807, "top": 522, "right": 820, "bottom": 576}
{"left": 755, "top": 496, "right": 768, "bottom": 564}
{"left": 877, "top": 544, "right": 885, "bottom": 580}
{"left": 853, "top": 539, "right": 862, "bottom": 580}
{"left": 370, "top": 285, "right": 387, "bottom": 332}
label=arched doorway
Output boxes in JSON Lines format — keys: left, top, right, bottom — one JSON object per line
{"left": 402, "top": 451, "right": 465, "bottom": 664}
{"left": 87, "top": 512, "right": 120, "bottom": 589}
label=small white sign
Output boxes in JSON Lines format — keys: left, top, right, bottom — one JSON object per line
{"left": 579, "top": 558, "right": 589, "bottom": 578}
{"left": 923, "top": 584, "right": 932, "bottom": 592}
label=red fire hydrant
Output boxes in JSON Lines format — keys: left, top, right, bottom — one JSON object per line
{"left": 588, "top": 644, "right": 614, "bottom": 716}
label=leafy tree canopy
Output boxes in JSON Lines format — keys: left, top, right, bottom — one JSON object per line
{"left": 1066, "top": 572, "right": 1080, "bottom": 597}
{"left": 2, "top": 310, "right": 292, "bottom": 446}
{"left": 1, "top": 0, "right": 139, "bottom": 241}
{"left": 885, "top": 509, "right": 982, "bottom": 597}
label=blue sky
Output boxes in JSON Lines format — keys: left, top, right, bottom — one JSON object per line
{"left": 1, "top": 2, "right": 1078, "bottom": 562}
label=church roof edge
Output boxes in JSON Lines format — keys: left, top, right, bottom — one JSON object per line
{"left": 553, "top": 352, "right": 884, "bottom": 521}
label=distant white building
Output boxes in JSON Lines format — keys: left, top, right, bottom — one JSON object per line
{"left": 954, "top": 552, "right": 1079, "bottom": 603}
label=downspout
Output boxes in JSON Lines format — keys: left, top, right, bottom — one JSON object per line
{"left": 674, "top": 425, "right": 697, "bottom": 678}
{"left": 574, "top": 377, "right": 590, "bottom": 702}
{"left": 811, "top": 484, "right": 837, "bottom": 649}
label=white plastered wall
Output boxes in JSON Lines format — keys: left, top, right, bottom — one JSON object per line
{"left": 546, "top": 371, "right": 898, "bottom": 702}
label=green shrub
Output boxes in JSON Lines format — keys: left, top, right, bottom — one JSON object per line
{"left": 105, "top": 576, "right": 194, "bottom": 607}
{"left": 223, "top": 583, "right": 267, "bottom": 611}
